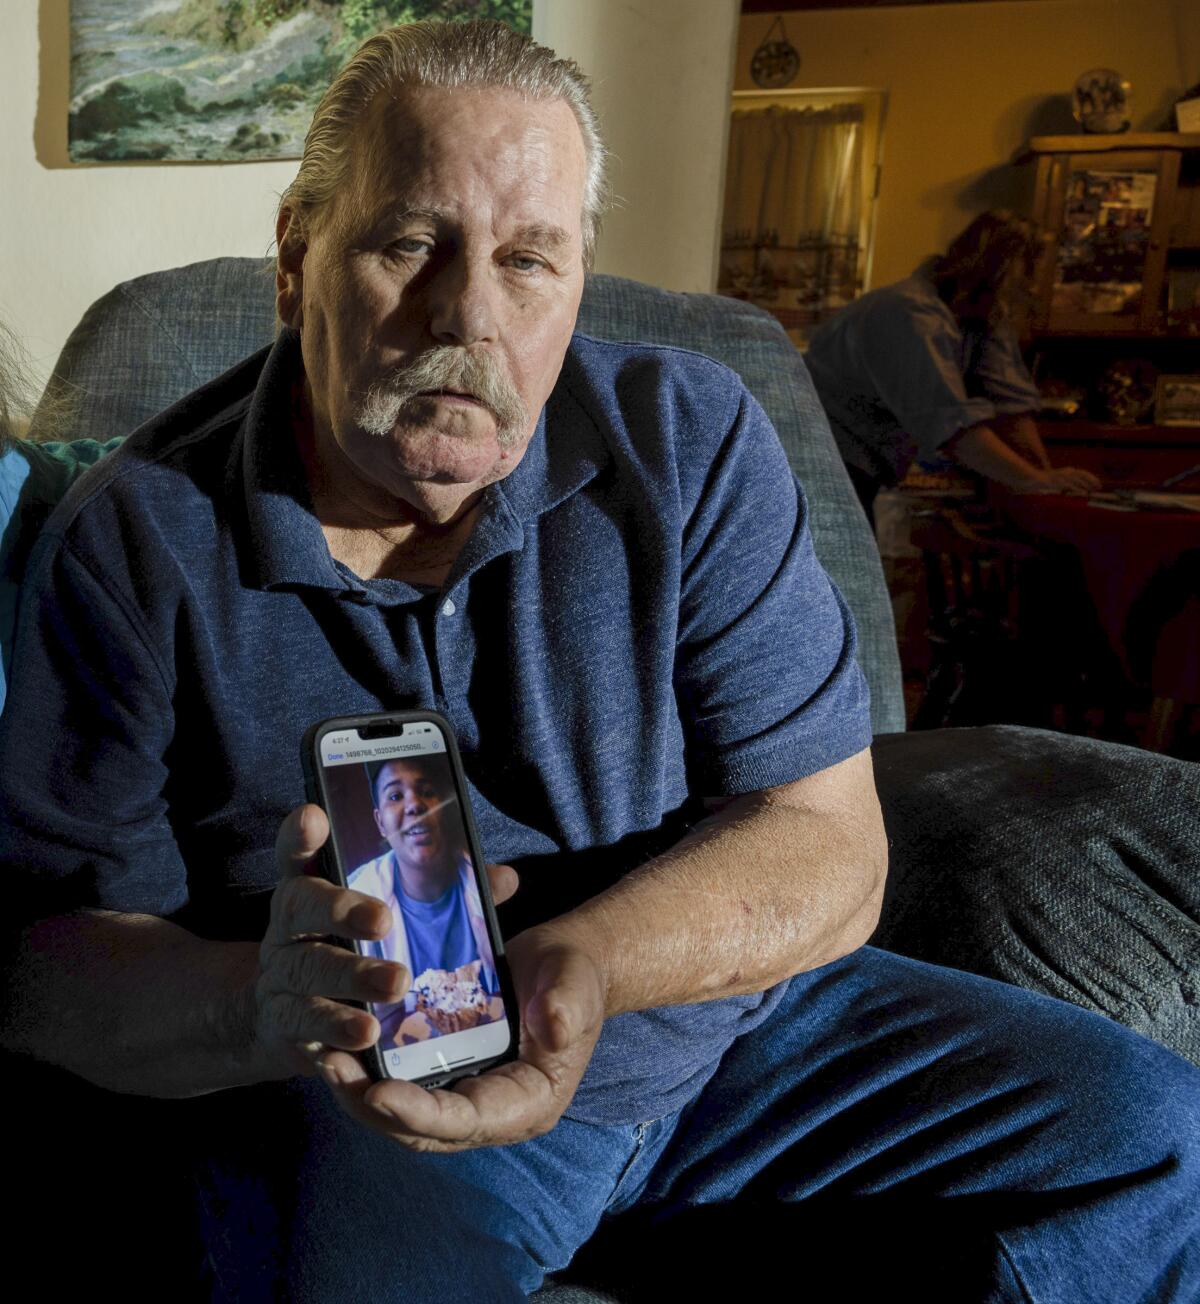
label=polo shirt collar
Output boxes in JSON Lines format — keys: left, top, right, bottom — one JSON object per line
{"left": 240, "top": 329, "right": 610, "bottom": 596}
{"left": 241, "top": 329, "right": 346, "bottom": 594}
{"left": 492, "top": 354, "right": 609, "bottom": 524}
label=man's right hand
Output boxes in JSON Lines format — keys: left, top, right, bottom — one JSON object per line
{"left": 249, "top": 803, "right": 409, "bottom": 1080}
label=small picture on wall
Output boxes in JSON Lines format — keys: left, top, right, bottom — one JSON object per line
{"left": 68, "top": 0, "right": 532, "bottom": 163}
{"left": 1154, "top": 375, "right": 1200, "bottom": 427}
{"left": 1166, "top": 268, "right": 1200, "bottom": 323}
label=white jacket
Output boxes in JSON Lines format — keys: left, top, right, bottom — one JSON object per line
{"left": 347, "top": 850, "right": 497, "bottom": 1000}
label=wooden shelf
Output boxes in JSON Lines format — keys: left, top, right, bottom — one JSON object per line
{"left": 1032, "top": 324, "right": 1200, "bottom": 340}
{"left": 1040, "top": 420, "right": 1200, "bottom": 445}
{"left": 1024, "top": 132, "right": 1200, "bottom": 155}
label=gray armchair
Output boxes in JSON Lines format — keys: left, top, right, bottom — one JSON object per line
{"left": 26, "top": 259, "right": 1200, "bottom": 1299}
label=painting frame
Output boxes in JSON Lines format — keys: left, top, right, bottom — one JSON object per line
{"left": 68, "top": 0, "right": 534, "bottom": 165}
{"left": 1166, "top": 267, "right": 1200, "bottom": 324}
{"left": 1154, "top": 375, "right": 1200, "bottom": 428}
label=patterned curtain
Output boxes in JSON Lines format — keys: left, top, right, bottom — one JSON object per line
{"left": 719, "top": 104, "right": 864, "bottom": 346}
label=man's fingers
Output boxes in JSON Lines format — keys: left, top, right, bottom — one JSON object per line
{"left": 259, "top": 991, "right": 380, "bottom": 1051}
{"left": 275, "top": 803, "right": 330, "bottom": 880}
{"left": 327, "top": 1058, "right": 559, "bottom": 1150}
{"left": 262, "top": 938, "right": 407, "bottom": 1005}
{"left": 486, "top": 862, "right": 519, "bottom": 906}
{"left": 268, "top": 873, "right": 391, "bottom": 945}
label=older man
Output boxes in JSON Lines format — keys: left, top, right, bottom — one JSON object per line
{"left": 1, "top": 21, "right": 1197, "bottom": 1303}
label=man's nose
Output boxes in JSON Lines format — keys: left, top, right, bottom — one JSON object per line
{"left": 426, "top": 254, "right": 499, "bottom": 347}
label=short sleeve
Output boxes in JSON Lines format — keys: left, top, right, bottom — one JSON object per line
{"left": 0, "top": 439, "right": 125, "bottom": 714}
{"left": 0, "top": 531, "right": 187, "bottom": 926}
{"left": 858, "top": 298, "right": 995, "bottom": 459}
{"left": 673, "top": 386, "right": 872, "bottom": 796}
{"left": 969, "top": 325, "right": 1042, "bottom": 416}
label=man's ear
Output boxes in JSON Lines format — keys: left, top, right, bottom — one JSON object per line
{"left": 276, "top": 207, "right": 307, "bottom": 329}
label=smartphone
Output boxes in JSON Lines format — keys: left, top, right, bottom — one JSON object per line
{"left": 301, "top": 710, "right": 518, "bottom": 1087}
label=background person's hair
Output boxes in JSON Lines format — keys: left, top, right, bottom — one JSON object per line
{"left": 0, "top": 318, "right": 35, "bottom": 453}
{"left": 0, "top": 319, "right": 78, "bottom": 452}
{"left": 279, "top": 19, "right": 610, "bottom": 269}
{"left": 929, "top": 210, "right": 1045, "bottom": 326}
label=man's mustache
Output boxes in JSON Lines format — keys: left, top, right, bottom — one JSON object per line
{"left": 356, "top": 348, "right": 528, "bottom": 446}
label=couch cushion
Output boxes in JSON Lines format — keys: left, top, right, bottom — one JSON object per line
{"left": 33, "top": 259, "right": 904, "bottom": 732}
{"left": 870, "top": 724, "right": 1200, "bottom": 1064}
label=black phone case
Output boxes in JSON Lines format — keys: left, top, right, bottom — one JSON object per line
{"left": 300, "top": 710, "right": 519, "bottom": 1088}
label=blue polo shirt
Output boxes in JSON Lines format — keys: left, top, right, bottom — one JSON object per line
{"left": 0, "top": 328, "right": 870, "bottom": 1125}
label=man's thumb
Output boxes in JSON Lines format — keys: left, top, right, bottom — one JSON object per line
{"left": 275, "top": 803, "right": 331, "bottom": 879}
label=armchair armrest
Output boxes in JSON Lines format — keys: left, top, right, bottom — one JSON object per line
{"left": 869, "top": 724, "right": 1200, "bottom": 1065}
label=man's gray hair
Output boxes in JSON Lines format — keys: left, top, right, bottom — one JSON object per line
{"left": 279, "top": 19, "right": 609, "bottom": 269}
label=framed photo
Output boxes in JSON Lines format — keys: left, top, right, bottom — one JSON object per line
{"left": 1154, "top": 375, "right": 1200, "bottom": 427}
{"left": 1167, "top": 267, "right": 1200, "bottom": 322}
{"left": 1176, "top": 97, "right": 1200, "bottom": 133}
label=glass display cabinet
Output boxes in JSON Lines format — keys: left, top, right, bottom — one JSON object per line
{"left": 1026, "top": 132, "right": 1200, "bottom": 336}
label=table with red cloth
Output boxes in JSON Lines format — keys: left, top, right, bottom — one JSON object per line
{"left": 997, "top": 492, "right": 1200, "bottom": 706}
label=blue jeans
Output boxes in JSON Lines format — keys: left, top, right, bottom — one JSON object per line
{"left": 196, "top": 948, "right": 1200, "bottom": 1302}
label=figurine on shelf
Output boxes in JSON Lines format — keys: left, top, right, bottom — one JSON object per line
{"left": 1095, "top": 358, "right": 1158, "bottom": 425}
{"left": 1072, "top": 68, "right": 1132, "bottom": 134}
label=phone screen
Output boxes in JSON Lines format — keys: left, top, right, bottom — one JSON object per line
{"left": 316, "top": 719, "right": 512, "bottom": 1082}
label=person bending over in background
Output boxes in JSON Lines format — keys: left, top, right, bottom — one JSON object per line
{"left": 804, "top": 210, "right": 1101, "bottom": 522}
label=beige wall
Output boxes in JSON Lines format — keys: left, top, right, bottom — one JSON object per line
{"left": 1, "top": 0, "right": 738, "bottom": 402}
{"left": 536, "top": 0, "right": 739, "bottom": 295}
{"left": 1, "top": 1, "right": 302, "bottom": 398}
{"left": 737, "top": 0, "right": 1199, "bottom": 289}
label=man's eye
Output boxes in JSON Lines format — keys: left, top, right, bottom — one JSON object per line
{"left": 506, "top": 254, "right": 544, "bottom": 273}
{"left": 390, "top": 237, "right": 431, "bottom": 256}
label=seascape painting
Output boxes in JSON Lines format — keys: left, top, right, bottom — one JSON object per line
{"left": 68, "top": 0, "right": 533, "bottom": 163}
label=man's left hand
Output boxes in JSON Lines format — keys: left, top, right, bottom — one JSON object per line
{"left": 317, "top": 926, "right": 606, "bottom": 1152}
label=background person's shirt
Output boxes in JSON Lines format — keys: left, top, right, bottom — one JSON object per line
{"left": 803, "top": 269, "right": 1042, "bottom": 487}
{"left": 0, "top": 438, "right": 123, "bottom": 712}
{"left": 0, "top": 329, "right": 871, "bottom": 1127}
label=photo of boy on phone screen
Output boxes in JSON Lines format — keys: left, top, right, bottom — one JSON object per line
{"left": 336, "top": 755, "right": 503, "bottom": 1049}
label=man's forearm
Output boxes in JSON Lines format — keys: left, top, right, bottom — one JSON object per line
{"left": 539, "top": 749, "right": 887, "bottom": 1018}
{"left": 1, "top": 909, "right": 269, "bottom": 1097}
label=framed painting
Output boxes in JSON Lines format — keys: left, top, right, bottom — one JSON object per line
{"left": 1155, "top": 375, "right": 1200, "bottom": 428}
{"left": 68, "top": 1, "right": 533, "bottom": 163}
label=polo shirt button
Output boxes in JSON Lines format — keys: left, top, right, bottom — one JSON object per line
{"left": 441, "top": 598, "right": 456, "bottom": 617}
